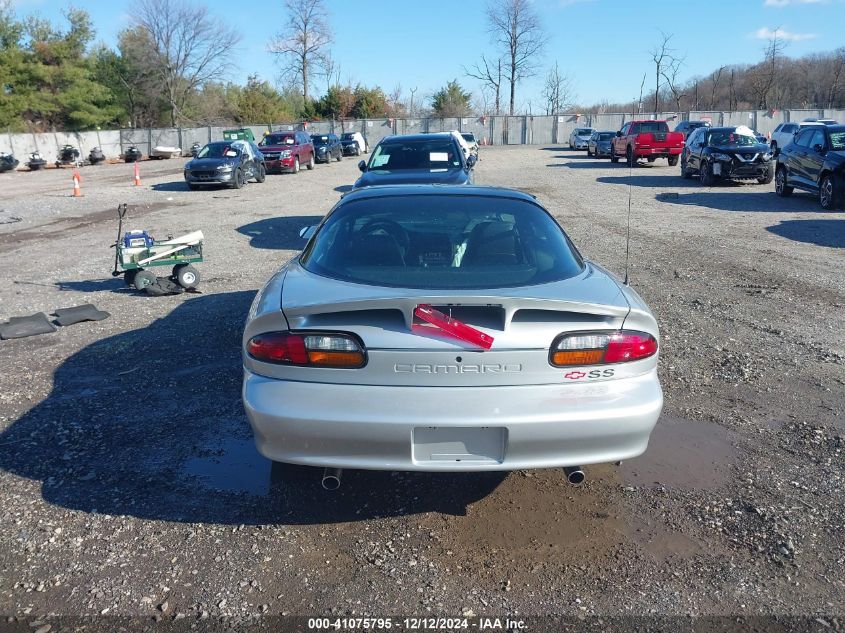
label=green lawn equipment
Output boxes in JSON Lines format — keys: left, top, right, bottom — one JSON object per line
{"left": 111, "top": 203, "right": 204, "bottom": 291}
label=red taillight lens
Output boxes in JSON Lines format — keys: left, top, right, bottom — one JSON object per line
{"left": 604, "top": 332, "right": 658, "bottom": 363}
{"left": 549, "top": 330, "right": 657, "bottom": 367}
{"left": 247, "top": 332, "right": 365, "bottom": 368}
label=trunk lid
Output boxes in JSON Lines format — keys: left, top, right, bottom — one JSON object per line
{"left": 267, "top": 261, "right": 632, "bottom": 386}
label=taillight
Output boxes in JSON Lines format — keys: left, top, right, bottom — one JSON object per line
{"left": 247, "top": 332, "right": 366, "bottom": 368}
{"left": 550, "top": 330, "right": 657, "bottom": 367}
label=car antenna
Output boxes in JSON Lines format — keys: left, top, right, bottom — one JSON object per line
{"left": 623, "top": 156, "right": 633, "bottom": 286}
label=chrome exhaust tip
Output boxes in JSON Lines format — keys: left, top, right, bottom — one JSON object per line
{"left": 321, "top": 468, "right": 342, "bottom": 491}
{"left": 563, "top": 466, "right": 585, "bottom": 486}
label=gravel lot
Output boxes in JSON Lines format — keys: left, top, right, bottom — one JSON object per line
{"left": 0, "top": 147, "right": 843, "bottom": 627}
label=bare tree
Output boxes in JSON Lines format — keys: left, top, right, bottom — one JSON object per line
{"left": 486, "top": 0, "right": 548, "bottom": 115}
{"left": 826, "top": 47, "right": 845, "bottom": 108}
{"left": 541, "top": 62, "right": 575, "bottom": 115}
{"left": 749, "top": 30, "right": 787, "bottom": 109}
{"left": 709, "top": 66, "right": 725, "bottom": 110}
{"left": 661, "top": 54, "right": 687, "bottom": 113}
{"left": 319, "top": 53, "right": 341, "bottom": 95}
{"left": 637, "top": 73, "right": 647, "bottom": 114}
{"left": 464, "top": 55, "right": 504, "bottom": 114}
{"left": 650, "top": 31, "right": 673, "bottom": 113}
{"left": 269, "top": 0, "right": 332, "bottom": 102}
{"left": 130, "top": 0, "right": 241, "bottom": 126}
{"left": 408, "top": 86, "right": 418, "bottom": 117}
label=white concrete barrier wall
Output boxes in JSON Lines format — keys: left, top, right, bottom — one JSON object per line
{"left": 2, "top": 109, "right": 842, "bottom": 166}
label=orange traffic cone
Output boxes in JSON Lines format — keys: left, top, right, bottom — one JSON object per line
{"left": 72, "top": 170, "right": 82, "bottom": 197}
{"left": 133, "top": 161, "right": 141, "bottom": 186}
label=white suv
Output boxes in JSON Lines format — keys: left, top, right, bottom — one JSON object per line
{"left": 770, "top": 121, "right": 823, "bottom": 152}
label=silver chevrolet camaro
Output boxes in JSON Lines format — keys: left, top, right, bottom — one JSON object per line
{"left": 242, "top": 185, "right": 662, "bottom": 484}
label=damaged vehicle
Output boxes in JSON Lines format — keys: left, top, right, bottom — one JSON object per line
{"left": 681, "top": 126, "right": 774, "bottom": 185}
{"left": 183, "top": 140, "right": 266, "bottom": 190}
{"left": 242, "top": 185, "right": 663, "bottom": 487}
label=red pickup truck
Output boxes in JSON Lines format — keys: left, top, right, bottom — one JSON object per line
{"left": 610, "top": 120, "right": 684, "bottom": 167}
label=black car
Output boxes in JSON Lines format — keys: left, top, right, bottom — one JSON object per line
{"left": 311, "top": 133, "right": 343, "bottom": 163}
{"left": 776, "top": 124, "right": 845, "bottom": 210}
{"left": 353, "top": 133, "right": 476, "bottom": 189}
{"left": 674, "top": 120, "right": 711, "bottom": 139}
{"left": 184, "top": 140, "right": 266, "bottom": 190}
{"left": 680, "top": 126, "right": 774, "bottom": 185}
{"left": 340, "top": 132, "right": 367, "bottom": 156}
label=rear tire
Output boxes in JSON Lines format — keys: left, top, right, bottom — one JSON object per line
{"left": 587, "top": 146, "right": 593, "bottom": 157}
{"left": 335, "top": 150, "right": 342, "bottom": 162}
{"left": 775, "top": 166, "right": 793, "bottom": 197}
{"left": 610, "top": 147, "right": 619, "bottom": 163}
{"left": 306, "top": 153, "right": 315, "bottom": 170}
{"left": 255, "top": 164, "right": 266, "bottom": 183}
{"left": 293, "top": 157, "right": 300, "bottom": 174}
{"left": 626, "top": 147, "right": 637, "bottom": 168}
{"left": 819, "top": 173, "right": 839, "bottom": 210}
{"left": 680, "top": 156, "right": 691, "bottom": 179}
{"left": 757, "top": 168, "right": 774, "bottom": 185}
{"left": 175, "top": 264, "right": 200, "bottom": 289}
{"left": 667, "top": 155, "right": 678, "bottom": 167}
{"left": 133, "top": 270, "right": 156, "bottom": 291}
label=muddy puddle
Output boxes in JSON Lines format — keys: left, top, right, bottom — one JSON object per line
{"left": 621, "top": 415, "right": 737, "bottom": 490}
{"left": 184, "top": 437, "right": 271, "bottom": 495}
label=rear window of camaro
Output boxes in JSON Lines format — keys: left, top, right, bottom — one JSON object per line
{"left": 300, "top": 195, "right": 585, "bottom": 289}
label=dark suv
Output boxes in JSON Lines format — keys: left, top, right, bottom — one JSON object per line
{"left": 674, "top": 120, "right": 710, "bottom": 139}
{"left": 184, "top": 140, "right": 266, "bottom": 189}
{"left": 311, "top": 133, "right": 343, "bottom": 163}
{"left": 354, "top": 133, "right": 476, "bottom": 189}
{"left": 258, "top": 131, "right": 315, "bottom": 174}
{"left": 776, "top": 124, "right": 845, "bottom": 210}
{"left": 680, "top": 126, "right": 774, "bottom": 185}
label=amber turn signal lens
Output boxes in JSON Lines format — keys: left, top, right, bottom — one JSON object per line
{"left": 551, "top": 349, "right": 605, "bottom": 366}
{"left": 307, "top": 350, "right": 366, "bottom": 368}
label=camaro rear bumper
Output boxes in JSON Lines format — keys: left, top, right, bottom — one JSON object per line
{"left": 243, "top": 368, "right": 663, "bottom": 471}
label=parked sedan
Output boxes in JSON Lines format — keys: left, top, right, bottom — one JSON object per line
{"left": 183, "top": 140, "right": 266, "bottom": 190}
{"left": 569, "top": 127, "right": 596, "bottom": 150}
{"left": 587, "top": 131, "right": 615, "bottom": 158}
{"left": 311, "top": 133, "right": 343, "bottom": 163}
{"left": 680, "top": 126, "right": 774, "bottom": 185}
{"left": 353, "top": 133, "right": 476, "bottom": 188}
{"left": 776, "top": 124, "right": 845, "bottom": 210}
{"left": 242, "top": 185, "right": 663, "bottom": 481}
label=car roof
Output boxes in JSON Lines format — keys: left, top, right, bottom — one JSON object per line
{"left": 340, "top": 184, "right": 538, "bottom": 204}
{"left": 378, "top": 133, "right": 455, "bottom": 143}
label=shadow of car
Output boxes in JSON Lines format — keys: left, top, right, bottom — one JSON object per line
{"left": 0, "top": 291, "right": 507, "bottom": 525}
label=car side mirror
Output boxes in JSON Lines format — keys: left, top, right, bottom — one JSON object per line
{"left": 616, "top": 131, "right": 622, "bottom": 137}
{"left": 813, "top": 143, "right": 825, "bottom": 153}
{"left": 358, "top": 160, "right": 367, "bottom": 172}
{"left": 466, "top": 155, "right": 477, "bottom": 169}
{"left": 299, "top": 226, "right": 316, "bottom": 240}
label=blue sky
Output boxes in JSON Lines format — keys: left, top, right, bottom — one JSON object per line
{"left": 12, "top": 0, "right": 845, "bottom": 110}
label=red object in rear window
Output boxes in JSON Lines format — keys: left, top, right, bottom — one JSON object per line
{"left": 414, "top": 304, "right": 494, "bottom": 349}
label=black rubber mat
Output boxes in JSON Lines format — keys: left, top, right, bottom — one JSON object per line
{"left": 0, "top": 312, "right": 57, "bottom": 340}
{"left": 53, "top": 304, "right": 111, "bottom": 326}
